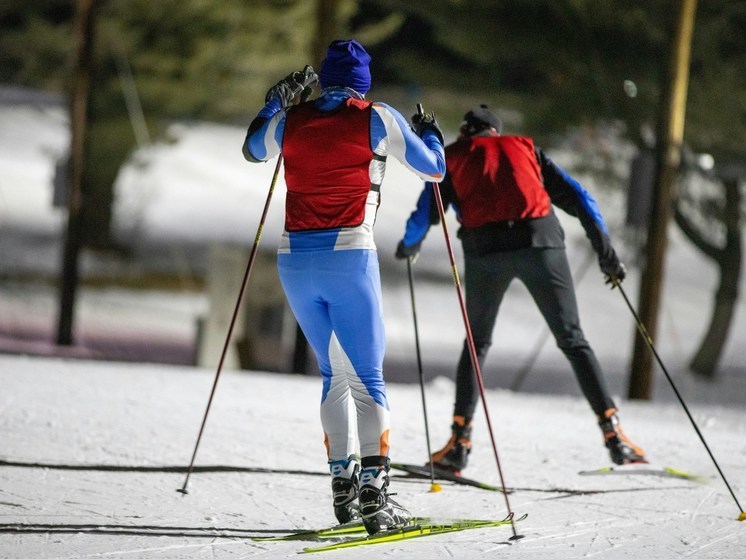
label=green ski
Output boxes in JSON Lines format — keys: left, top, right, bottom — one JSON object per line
{"left": 253, "top": 515, "right": 518, "bottom": 543}
{"left": 578, "top": 463, "right": 707, "bottom": 482}
{"left": 300, "top": 514, "right": 526, "bottom": 553}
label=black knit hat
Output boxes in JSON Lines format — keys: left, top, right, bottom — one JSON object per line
{"left": 462, "top": 104, "right": 502, "bottom": 134}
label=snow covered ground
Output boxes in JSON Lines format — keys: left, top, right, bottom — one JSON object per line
{"left": 1, "top": 354, "right": 744, "bottom": 558}
{"left": 1, "top": 92, "right": 745, "bottom": 557}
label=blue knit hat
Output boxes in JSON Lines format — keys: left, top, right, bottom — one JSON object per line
{"left": 319, "top": 40, "right": 371, "bottom": 94}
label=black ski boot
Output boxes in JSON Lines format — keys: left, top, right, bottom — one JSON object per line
{"left": 599, "top": 408, "right": 647, "bottom": 465}
{"left": 431, "top": 416, "right": 472, "bottom": 473}
{"left": 329, "top": 456, "right": 360, "bottom": 524}
{"left": 358, "top": 456, "right": 411, "bottom": 535}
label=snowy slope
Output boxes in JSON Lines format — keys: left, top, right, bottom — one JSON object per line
{"left": 1, "top": 97, "right": 745, "bottom": 558}
{"left": 1, "top": 354, "right": 745, "bottom": 558}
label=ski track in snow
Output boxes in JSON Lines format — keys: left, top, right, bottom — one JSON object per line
{"left": 1, "top": 355, "right": 744, "bottom": 558}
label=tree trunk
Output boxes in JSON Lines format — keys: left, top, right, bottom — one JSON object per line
{"left": 628, "top": 0, "right": 697, "bottom": 400}
{"left": 690, "top": 176, "right": 742, "bottom": 378}
{"left": 57, "top": 0, "right": 98, "bottom": 345}
{"left": 289, "top": 0, "right": 340, "bottom": 374}
{"left": 313, "top": 0, "right": 339, "bottom": 67}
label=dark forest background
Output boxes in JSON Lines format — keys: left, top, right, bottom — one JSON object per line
{"left": 2, "top": 1, "right": 744, "bottom": 151}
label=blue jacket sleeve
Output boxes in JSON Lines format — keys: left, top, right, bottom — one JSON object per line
{"left": 400, "top": 175, "right": 459, "bottom": 248}
{"left": 537, "top": 147, "right": 616, "bottom": 261}
{"left": 242, "top": 98, "right": 285, "bottom": 163}
{"left": 370, "top": 103, "right": 445, "bottom": 183}
{"left": 401, "top": 183, "right": 436, "bottom": 248}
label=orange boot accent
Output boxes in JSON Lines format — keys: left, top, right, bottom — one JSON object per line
{"left": 599, "top": 408, "right": 647, "bottom": 464}
{"left": 431, "top": 434, "right": 457, "bottom": 463}
{"left": 430, "top": 416, "right": 472, "bottom": 472}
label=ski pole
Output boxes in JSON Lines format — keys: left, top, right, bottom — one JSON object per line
{"left": 613, "top": 279, "right": 745, "bottom": 521}
{"left": 177, "top": 154, "right": 284, "bottom": 495}
{"left": 406, "top": 256, "right": 442, "bottom": 493}
{"left": 419, "top": 101, "right": 522, "bottom": 540}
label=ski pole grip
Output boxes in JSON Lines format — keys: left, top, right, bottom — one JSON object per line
{"left": 416, "top": 103, "right": 424, "bottom": 116}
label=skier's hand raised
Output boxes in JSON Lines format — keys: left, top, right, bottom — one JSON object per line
{"left": 265, "top": 65, "right": 318, "bottom": 107}
{"left": 411, "top": 110, "right": 444, "bottom": 145}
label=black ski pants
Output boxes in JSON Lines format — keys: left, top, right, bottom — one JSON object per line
{"left": 454, "top": 246, "right": 616, "bottom": 420}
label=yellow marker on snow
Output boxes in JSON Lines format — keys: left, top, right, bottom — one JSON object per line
{"left": 738, "top": 511, "right": 746, "bottom": 522}
{"left": 429, "top": 483, "right": 443, "bottom": 493}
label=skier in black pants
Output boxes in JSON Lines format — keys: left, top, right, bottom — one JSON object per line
{"left": 395, "top": 104, "right": 646, "bottom": 472}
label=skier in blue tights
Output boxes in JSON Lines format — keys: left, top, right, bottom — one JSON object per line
{"left": 242, "top": 39, "right": 445, "bottom": 534}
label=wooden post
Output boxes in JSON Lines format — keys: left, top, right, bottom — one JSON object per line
{"left": 628, "top": 0, "right": 698, "bottom": 399}
{"left": 57, "top": 0, "right": 97, "bottom": 345}
{"left": 313, "top": 0, "right": 339, "bottom": 67}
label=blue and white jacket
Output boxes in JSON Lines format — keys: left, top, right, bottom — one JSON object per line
{"left": 243, "top": 87, "right": 445, "bottom": 254}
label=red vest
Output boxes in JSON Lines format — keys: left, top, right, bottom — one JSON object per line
{"left": 446, "top": 135, "right": 550, "bottom": 227}
{"left": 282, "top": 98, "right": 373, "bottom": 231}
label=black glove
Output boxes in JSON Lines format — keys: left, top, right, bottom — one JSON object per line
{"left": 411, "top": 110, "right": 444, "bottom": 145}
{"left": 599, "top": 248, "right": 627, "bottom": 288}
{"left": 395, "top": 240, "right": 421, "bottom": 261}
{"left": 265, "top": 65, "right": 318, "bottom": 107}
{"left": 295, "top": 65, "right": 318, "bottom": 102}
